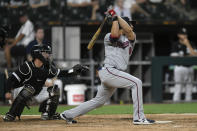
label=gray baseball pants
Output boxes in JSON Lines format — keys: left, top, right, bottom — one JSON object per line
{"left": 62, "top": 67, "right": 146, "bottom": 121}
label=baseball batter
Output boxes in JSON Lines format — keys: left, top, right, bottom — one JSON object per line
{"left": 60, "top": 9, "right": 155, "bottom": 125}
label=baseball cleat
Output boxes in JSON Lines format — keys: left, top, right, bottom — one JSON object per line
{"left": 41, "top": 112, "right": 61, "bottom": 120}
{"left": 51, "top": 113, "right": 61, "bottom": 120}
{"left": 60, "top": 113, "right": 77, "bottom": 124}
{"left": 3, "top": 113, "right": 15, "bottom": 122}
{"left": 41, "top": 112, "right": 50, "bottom": 120}
{"left": 133, "top": 118, "right": 155, "bottom": 125}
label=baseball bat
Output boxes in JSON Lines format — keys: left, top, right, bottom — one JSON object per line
{"left": 87, "top": 17, "right": 107, "bottom": 50}
{"left": 4, "top": 69, "right": 12, "bottom": 105}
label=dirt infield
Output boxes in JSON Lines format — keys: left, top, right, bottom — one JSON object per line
{"left": 0, "top": 114, "right": 197, "bottom": 131}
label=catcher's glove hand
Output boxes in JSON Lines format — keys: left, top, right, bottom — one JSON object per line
{"left": 73, "top": 64, "right": 89, "bottom": 74}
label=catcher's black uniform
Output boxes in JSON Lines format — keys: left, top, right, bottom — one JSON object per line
{"left": 7, "top": 61, "right": 62, "bottom": 95}
{"left": 3, "top": 45, "right": 89, "bottom": 122}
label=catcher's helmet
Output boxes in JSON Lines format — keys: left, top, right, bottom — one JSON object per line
{"left": 0, "top": 26, "right": 8, "bottom": 48}
{"left": 31, "top": 44, "right": 52, "bottom": 65}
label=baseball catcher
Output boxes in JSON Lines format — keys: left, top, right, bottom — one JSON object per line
{"left": 3, "top": 44, "right": 89, "bottom": 122}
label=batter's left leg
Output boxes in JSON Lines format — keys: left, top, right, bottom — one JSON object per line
{"left": 130, "top": 77, "right": 145, "bottom": 121}
{"left": 99, "top": 68, "right": 149, "bottom": 123}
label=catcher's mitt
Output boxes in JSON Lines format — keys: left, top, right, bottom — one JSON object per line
{"left": 73, "top": 64, "right": 89, "bottom": 74}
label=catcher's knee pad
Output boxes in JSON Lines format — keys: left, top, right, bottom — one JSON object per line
{"left": 6, "top": 84, "right": 35, "bottom": 120}
{"left": 39, "top": 85, "right": 60, "bottom": 120}
{"left": 47, "top": 85, "right": 60, "bottom": 97}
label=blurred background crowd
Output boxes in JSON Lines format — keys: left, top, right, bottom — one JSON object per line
{"left": 0, "top": 0, "right": 197, "bottom": 25}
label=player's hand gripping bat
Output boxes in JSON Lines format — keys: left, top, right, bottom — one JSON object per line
{"left": 87, "top": 17, "right": 107, "bottom": 50}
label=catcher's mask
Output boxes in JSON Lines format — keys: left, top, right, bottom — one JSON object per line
{"left": 31, "top": 44, "right": 52, "bottom": 65}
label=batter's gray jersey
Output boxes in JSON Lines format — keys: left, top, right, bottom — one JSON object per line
{"left": 104, "top": 33, "right": 135, "bottom": 70}
{"left": 61, "top": 32, "right": 147, "bottom": 121}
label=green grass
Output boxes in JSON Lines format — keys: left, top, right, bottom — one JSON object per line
{"left": 0, "top": 103, "right": 197, "bottom": 115}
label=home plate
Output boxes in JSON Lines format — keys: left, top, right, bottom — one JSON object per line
{"left": 155, "top": 121, "right": 173, "bottom": 124}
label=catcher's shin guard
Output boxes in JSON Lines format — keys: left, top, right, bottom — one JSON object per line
{"left": 39, "top": 85, "right": 60, "bottom": 120}
{"left": 3, "top": 85, "right": 35, "bottom": 122}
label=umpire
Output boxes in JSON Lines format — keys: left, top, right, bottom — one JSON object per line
{"left": 3, "top": 44, "right": 88, "bottom": 122}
